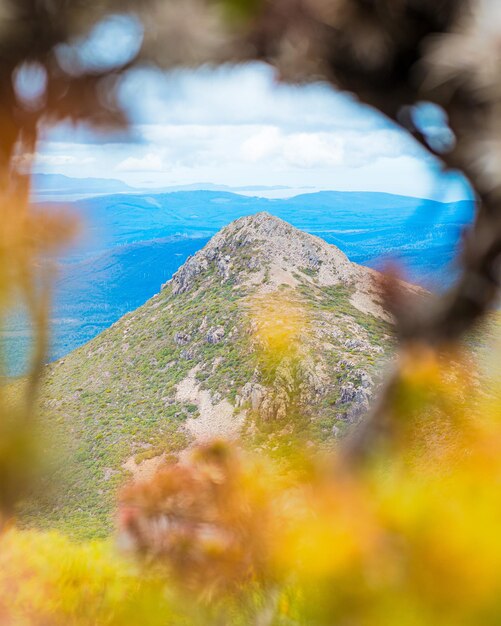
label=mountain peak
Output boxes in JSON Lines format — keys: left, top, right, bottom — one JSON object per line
{"left": 228, "top": 211, "right": 293, "bottom": 230}
{"left": 37, "top": 215, "right": 397, "bottom": 534}
{"left": 170, "top": 211, "right": 363, "bottom": 297}
{"left": 219, "top": 211, "right": 321, "bottom": 242}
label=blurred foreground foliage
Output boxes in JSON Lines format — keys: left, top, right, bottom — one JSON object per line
{"left": 2, "top": 1, "right": 501, "bottom": 624}
{"left": 2, "top": 345, "right": 501, "bottom": 625}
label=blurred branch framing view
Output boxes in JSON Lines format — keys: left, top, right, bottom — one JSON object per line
{"left": 1, "top": 0, "right": 501, "bottom": 522}
{"left": 2, "top": 3, "right": 501, "bottom": 625}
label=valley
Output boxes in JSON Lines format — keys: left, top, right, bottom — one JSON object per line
{"left": 6, "top": 189, "right": 472, "bottom": 374}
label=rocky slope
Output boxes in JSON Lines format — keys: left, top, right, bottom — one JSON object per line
{"left": 27, "top": 213, "right": 403, "bottom": 537}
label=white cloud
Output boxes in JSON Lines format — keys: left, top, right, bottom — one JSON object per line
{"left": 241, "top": 128, "right": 344, "bottom": 168}
{"left": 118, "top": 63, "right": 380, "bottom": 132}
{"left": 15, "top": 153, "right": 95, "bottom": 169}
{"left": 116, "top": 152, "right": 165, "bottom": 172}
{"left": 340, "top": 129, "right": 421, "bottom": 167}
{"left": 240, "top": 127, "right": 281, "bottom": 161}
{"left": 34, "top": 63, "right": 469, "bottom": 200}
{"left": 282, "top": 133, "right": 344, "bottom": 168}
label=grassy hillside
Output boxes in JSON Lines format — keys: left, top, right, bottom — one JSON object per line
{"left": 21, "top": 213, "right": 395, "bottom": 538}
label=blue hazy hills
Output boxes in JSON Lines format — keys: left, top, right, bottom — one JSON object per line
{"left": 6, "top": 189, "right": 474, "bottom": 374}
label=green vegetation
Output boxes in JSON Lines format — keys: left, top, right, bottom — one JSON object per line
{"left": 23, "top": 216, "right": 393, "bottom": 538}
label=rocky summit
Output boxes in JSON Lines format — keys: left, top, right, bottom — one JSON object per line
{"left": 29, "top": 212, "right": 402, "bottom": 537}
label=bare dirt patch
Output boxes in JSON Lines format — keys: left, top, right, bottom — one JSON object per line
{"left": 123, "top": 454, "right": 166, "bottom": 482}
{"left": 176, "top": 366, "right": 245, "bottom": 443}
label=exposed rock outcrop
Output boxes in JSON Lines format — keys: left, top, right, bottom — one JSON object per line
{"left": 170, "top": 212, "right": 393, "bottom": 319}
{"left": 39, "top": 212, "right": 418, "bottom": 529}
{"left": 165, "top": 214, "right": 403, "bottom": 433}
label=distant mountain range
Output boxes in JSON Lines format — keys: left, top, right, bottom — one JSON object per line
{"left": 26, "top": 213, "right": 404, "bottom": 537}
{"left": 32, "top": 173, "right": 135, "bottom": 195}
{"left": 32, "top": 173, "right": 297, "bottom": 200}
{"left": 5, "top": 188, "right": 474, "bottom": 375}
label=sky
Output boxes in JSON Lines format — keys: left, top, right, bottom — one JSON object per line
{"left": 33, "top": 48, "right": 471, "bottom": 200}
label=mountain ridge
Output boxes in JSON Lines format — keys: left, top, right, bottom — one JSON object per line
{"left": 23, "top": 212, "right": 402, "bottom": 537}
{"left": 2, "top": 189, "right": 471, "bottom": 375}
{"left": 170, "top": 211, "right": 392, "bottom": 320}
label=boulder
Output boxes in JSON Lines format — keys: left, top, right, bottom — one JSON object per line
{"left": 207, "top": 327, "right": 225, "bottom": 344}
